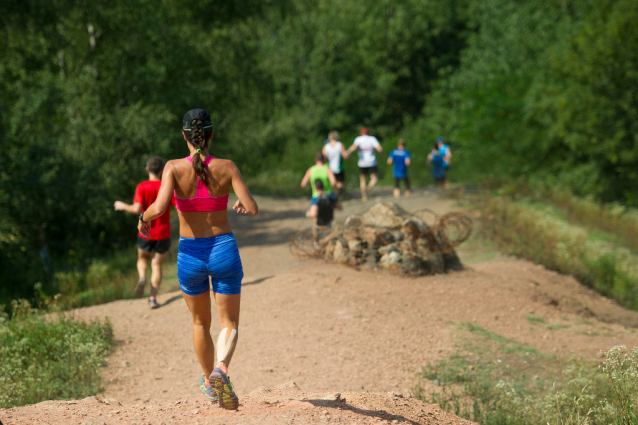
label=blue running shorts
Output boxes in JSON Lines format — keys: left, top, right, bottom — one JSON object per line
{"left": 177, "top": 233, "right": 244, "bottom": 296}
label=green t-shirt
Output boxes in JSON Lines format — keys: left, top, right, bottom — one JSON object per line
{"left": 310, "top": 164, "right": 332, "bottom": 198}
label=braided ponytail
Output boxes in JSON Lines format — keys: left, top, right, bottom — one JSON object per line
{"left": 184, "top": 119, "right": 213, "bottom": 184}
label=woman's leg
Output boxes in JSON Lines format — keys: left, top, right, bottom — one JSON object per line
{"left": 212, "top": 292, "right": 241, "bottom": 372}
{"left": 182, "top": 291, "right": 216, "bottom": 379}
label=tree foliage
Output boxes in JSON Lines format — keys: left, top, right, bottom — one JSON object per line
{"left": 1, "top": 0, "right": 637, "bottom": 303}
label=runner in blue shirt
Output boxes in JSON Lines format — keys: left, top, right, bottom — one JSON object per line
{"left": 387, "top": 139, "right": 411, "bottom": 198}
{"left": 428, "top": 143, "right": 447, "bottom": 188}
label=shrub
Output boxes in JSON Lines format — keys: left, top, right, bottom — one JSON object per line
{"left": 0, "top": 300, "right": 113, "bottom": 408}
{"left": 415, "top": 339, "right": 638, "bottom": 425}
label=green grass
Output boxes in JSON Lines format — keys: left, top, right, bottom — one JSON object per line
{"left": 0, "top": 300, "right": 113, "bottom": 408}
{"left": 474, "top": 194, "right": 638, "bottom": 311}
{"left": 546, "top": 323, "right": 570, "bottom": 331}
{"left": 413, "top": 324, "right": 638, "bottom": 424}
{"left": 525, "top": 316, "right": 546, "bottom": 325}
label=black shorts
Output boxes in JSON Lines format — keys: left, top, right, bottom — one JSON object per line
{"left": 137, "top": 236, "right": 171, "bottom": 254}
{"left": 334, "top": 171, "right": 345, "bottom": 182}
{"left": 434, "top": 176, "right": 446, "bottom": 186}
{"left": 394, "top": 176, "right": 410, "bottom": 190}
{"left": 359, "top": 166, "right": 377, "bottom": 176}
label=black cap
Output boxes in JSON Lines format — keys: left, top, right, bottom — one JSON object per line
{"left": 182, "top": 109, "right": 213, "bottom": 131}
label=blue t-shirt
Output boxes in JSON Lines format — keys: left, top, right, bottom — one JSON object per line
{"left": 430, "top": 153, "right": 446, "bottom": 178}
{"left": 389, "top": 149, "right": 410, "bottom": 178}
{"left": 438, "top": 144, "right": 450, "bottom": 169}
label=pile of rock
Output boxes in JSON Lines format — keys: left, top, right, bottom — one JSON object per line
{"left": 293, "top": 202, "right": 471, "bottom": 276}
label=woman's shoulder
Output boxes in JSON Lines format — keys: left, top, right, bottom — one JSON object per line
{"left": 209, "top": 157, "right": 238, "bottom": 173}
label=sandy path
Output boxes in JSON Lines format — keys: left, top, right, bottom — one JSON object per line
{"left": 66, "top": 189, "right": 638, "bottom": 403}
{"left": 4, "top": 188, "right": 638, "bottom": 424}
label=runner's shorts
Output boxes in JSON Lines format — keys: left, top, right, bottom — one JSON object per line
{"left": 394, "top": 176, "right": 410, "bottom": 190}
{"left": 177, "top": 233, "right": 244, "bottom": 296}
{"left": 334, "top": 171, "right": 345, "bottom": 182}
{"left": 137, "top": 236, "right": 171, "bottom": 254}
{"left": 359, "top": 166, "right": 377, "bottom": 176}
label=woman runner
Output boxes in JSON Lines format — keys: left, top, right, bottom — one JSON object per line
{"left": 138, "top": 109, "right": 258, "bottom": 410}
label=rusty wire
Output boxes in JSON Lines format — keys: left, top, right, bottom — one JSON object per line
{"left": 432, "top": 212, "right": 473, "bottom": 253}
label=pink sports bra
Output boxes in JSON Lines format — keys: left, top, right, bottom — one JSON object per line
{"left": 174, "top": 156, "right": 229, "bottom": 212}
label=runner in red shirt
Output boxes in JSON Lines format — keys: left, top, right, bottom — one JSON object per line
{"left": 114, "top": 156, "right": 175, "bottom": 309}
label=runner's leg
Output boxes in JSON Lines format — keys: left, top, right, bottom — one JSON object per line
{"left": 359, "top": 174, "right": 367, "bottom": 201}
{"left": 404, "top": 176, "right": 411, "bottom": 196}
{"left": 149, "top": 251, "right": 167, "bottom": 300}
{"left": 183, "top": 290, "right": 216, "bottom": 380}
{"left": 368, "top": 172, "right": 378, "bottom": 190}
{"left": 213, "top": 292, "right": 241, "bottom": 370}
{"left": 393, "top": 177, "right": 400, "bottom": 198}
{"left": 137, "top": 248, "right": 151, "bottom": 280}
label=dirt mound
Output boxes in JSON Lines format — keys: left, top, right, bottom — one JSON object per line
{"left": 291, "top": 202, "right": 472, "bottom": 276}
{"left": 1, "top": 382, "right": 475, "bottom": 425}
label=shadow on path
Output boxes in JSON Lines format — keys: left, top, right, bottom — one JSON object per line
{"left": 242, "top": 276, "right": 275, "bottom": 286}
{"left": 307, "top": 399, "right": 420, "bottom": 425}
{"left": 160, "top": 294, "right": 183, "bottom": 307}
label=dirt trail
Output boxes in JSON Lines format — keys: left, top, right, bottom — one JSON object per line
{"left": 3, "top": 188, "right": 638, "bottom": 424}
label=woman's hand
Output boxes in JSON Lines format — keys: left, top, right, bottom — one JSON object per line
{"left": 138, "top": 220, "right": 151, "bottom": 238}
{"left": 233, "top": 199, "right": 254, "bottom": 215}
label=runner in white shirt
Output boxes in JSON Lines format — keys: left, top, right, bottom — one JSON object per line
{"left": 346, "top": 128, "right": 383, "bottom": 202}
{"left": 322, "top": 131, "right": 349, "bottom": 197}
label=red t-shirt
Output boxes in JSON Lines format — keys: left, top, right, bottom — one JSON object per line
{"left": 134, "top": 180, "right": 175, "bottom": 240}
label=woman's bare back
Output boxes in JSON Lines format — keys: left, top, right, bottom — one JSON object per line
{"left": 171, "top": 156, "right": 237, "bottom": 239}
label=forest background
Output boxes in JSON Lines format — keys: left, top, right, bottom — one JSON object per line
{"left": 1, "top": 0, "right": 637, "bottom": 305}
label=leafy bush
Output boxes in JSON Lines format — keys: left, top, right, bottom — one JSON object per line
{"left": 0, "top": 300, "right": 113, "bottom": 408}
{"left": 414, "top": 326, "right": 638, "bottom": 424}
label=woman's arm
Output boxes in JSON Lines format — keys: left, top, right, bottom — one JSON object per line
{"left": 230, "top": 161, "right": 258, "bottom": 215}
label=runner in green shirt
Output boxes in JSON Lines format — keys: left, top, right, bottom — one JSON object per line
{"left": 301, "top": 151, "right": 336, "bottom": 201}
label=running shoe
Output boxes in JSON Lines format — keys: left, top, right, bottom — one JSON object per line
{"left": 148, "top": 298, "right": 159, "bottom": 309}
{"left": 199, "top": 375, "right": 218, "bottom": 403}
{"left": 209, "top": 367, "right": 239, "bottom": 410}
{"left": 134, "top": 277, "right": 147, "bottom": 298}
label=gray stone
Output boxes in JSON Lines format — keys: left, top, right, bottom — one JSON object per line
{"left": 344, "top": 214, "right": 362, "bottom": 227}
{"left": 379, "top": 251, "right": 401, "bottom": 268}
{"left": 347, "top": 238, "right": 363, "bottom": 253}
{"left": 397, "top": 253, "right": 428, "bottom": 275}
{"left": 391, "top": 231, "right": 404, "bottom": 242}
{"left": 361, "top": 202, "right": 408, "bottom": 228}
{"left": 333, "top": 239, "right": 349, "bottom": 264}
{"left": 378, "top": 244, "right": 400, "bottom": 256}
{"left": 102, "top": 398, "right": 122, "bottom": 406}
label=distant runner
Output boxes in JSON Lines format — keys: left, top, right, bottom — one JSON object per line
{"left": 307, "top": 179, "right": 342, "bottom": 230}
{"left": 428, "top": 143, "right": 447, "bottom": 188}
{"left": 300, "top": 151, "right": 336, "bottom": 204}
{"left": 138, "top": 109, "right": 258, "bottom": 410}
{"left": 436, "top": 137, "right": 451, "bottom": 188}
{"left": 322, "top": 131, "right": 349, "bottom": 197}
{"left": 114, "top": 156, "right": 175, "bottom": 309}
{"left": 387, "top": 139, "right": 411, "bottom": 198}
{"left": 346, "top": 128, "right": 383, "bottom": 202}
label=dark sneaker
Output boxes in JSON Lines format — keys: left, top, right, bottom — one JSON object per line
{"left": 134, "top": 277, "right": 147, "bottom": 298}
{"left": 209, "top": 367, "right": 239, "bottom": 410}
{"left": 148, "top": 298, "right": 159, "bottom": 309}
{"left": 199, "top": 375, "right": 218, "bottom": 403}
